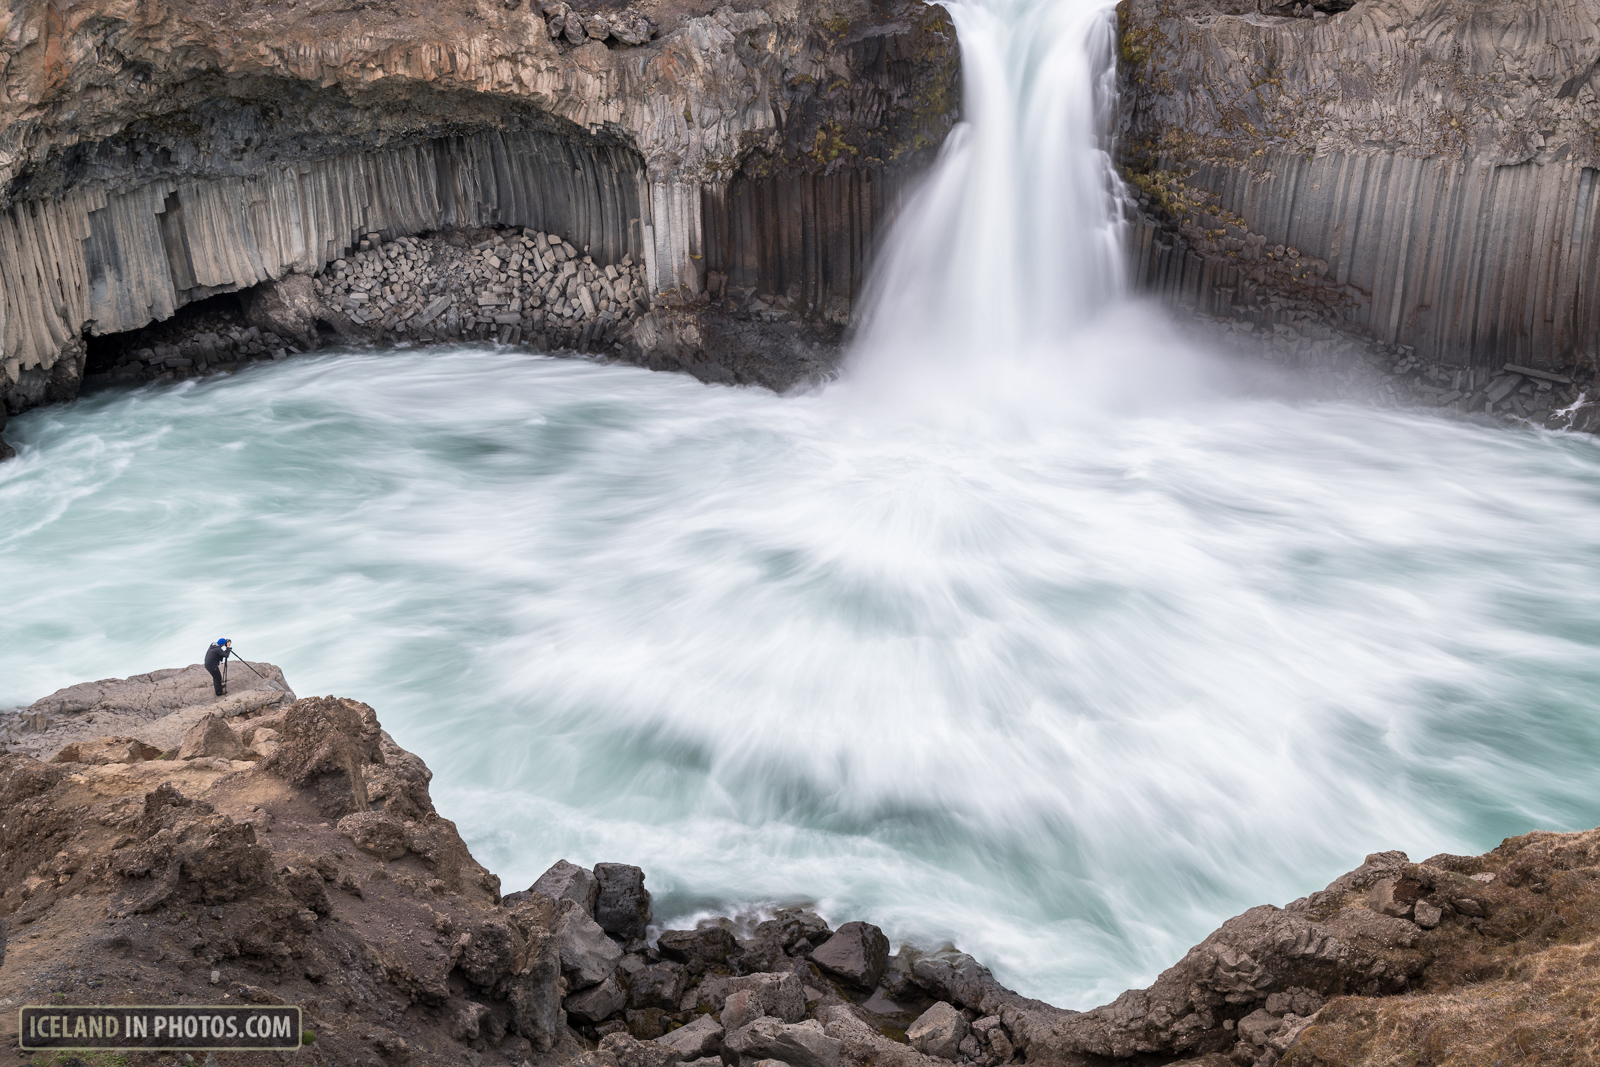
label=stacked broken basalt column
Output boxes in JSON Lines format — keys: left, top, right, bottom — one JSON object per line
{"left": 314, "top": 230, "right": 651, "bottom": 353}
{"left": 100, "top": 328, "right": 305, "bottom": 383}
{"left": 507, "top": 858, "right": 1037, "bottom": 1067}
{"left": 536, "top": 0, "right": 657, "bottom": 47}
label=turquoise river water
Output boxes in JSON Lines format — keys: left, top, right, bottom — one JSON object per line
{"left": 6, "top": 343, "right": 1600, "bottom": 1007}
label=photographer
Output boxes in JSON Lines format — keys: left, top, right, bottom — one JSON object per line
{"left": 204, "top": 637, "right": 231, "bottom": 697}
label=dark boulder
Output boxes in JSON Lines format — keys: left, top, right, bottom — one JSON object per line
{"left": 810, "top": 920, "right": 890, "bottom": 991}
{"left": 568, "top": 973, "right": 628, "bottom": 1024}
{"left": 724, "top": 1017, "right": 842, "bottom": 1067}
{"left": 241, "top": 273, "right": 323, "bottom": 350}
{"left": 657, "top": 925, "right": 741, "bottom": 974}
{"left": 627, "top": 960, "right": 686, "bottom": 1010}
{"left": 532, "top": 858, "right": 601, "bottom": 915}
{"left": 726, "top": 971, "right": 806, "bottom": 1024}
{"left": 595, "top": 862, "right": 652, "bottom": 941}
{"left": 557, "top": 898, "right": 625, "bottom": 988}
{"left": 739, "top": 907, "right": 832, "bottom": 971}
{"left": 505, "top": 916, "right": 564, "bottom": 1051}
{"left": 653, "top": 1013, "right": 723, "bottom": 1059}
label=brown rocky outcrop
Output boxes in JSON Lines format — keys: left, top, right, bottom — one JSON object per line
{"left": 1, "top": 660, "right": 295, "bottom": 758}
{"left": 0, "top": 669, "right": 538, "bottom": 1066}
{"left": 176, "top": 713, "right": 245, "bottom": 761}
{"left": 6, "top": 667, "right": 1600, "bottom": 1065}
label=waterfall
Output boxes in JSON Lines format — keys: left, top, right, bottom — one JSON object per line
{"left": 849, "top": 0, "right": 1128, "bottom": 384}
{"left": 19, "top": 0, "right": 1600, "bottom": 1016}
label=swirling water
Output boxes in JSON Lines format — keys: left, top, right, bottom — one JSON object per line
{"left": 7, "top": 0, "right": 1600, "bottom": 1013}
{"left": 7, "top": 346, "right": 1600, "bottom": 1008}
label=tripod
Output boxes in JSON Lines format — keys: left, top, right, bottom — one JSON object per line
{"left": 222, "top": 648, "right": 265, "bottom": 693}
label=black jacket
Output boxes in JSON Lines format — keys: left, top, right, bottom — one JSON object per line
{"left": 205, "top": 644, "right": 227, "bottom": 670}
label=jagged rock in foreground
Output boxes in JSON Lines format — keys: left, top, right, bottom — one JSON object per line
{"left": 4, "top": 668, "right": 1600, "bottom": 1065}
{"left": 0, "top": 675, "right": 557, "bottom": 1066}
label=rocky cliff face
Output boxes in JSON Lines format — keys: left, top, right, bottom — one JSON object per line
{"left": 0, "top": 0, "right": 957, "bottom": 417}
{"left": 5, "top": 666, "right": 1600, "bottom": 1065}
{"left": 1119, "top": 0, "right": 1600, "bottom": 371}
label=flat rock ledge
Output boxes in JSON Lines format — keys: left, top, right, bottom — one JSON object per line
{"left": 3, "top": 670, "right": 1597, "bottom": 1066}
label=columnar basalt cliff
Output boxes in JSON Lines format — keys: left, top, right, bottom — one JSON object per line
{"left": 1118, "top": 0, "right": 1600, "bottom": 371}
{"left": 5, "top": 667, "right": 1600, "bottom": 1065}
{"left": 0, "top": 0, "right": 958, "bottom": 419}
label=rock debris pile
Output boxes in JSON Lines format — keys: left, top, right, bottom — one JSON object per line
{"left": 83, "top": 226, "right": 654, "bottom": 395}
{"left": 534, "top": 1, "right": 658, "bottom": 48}
{"left": 314, "top": 228, "right": 652, "bottom": 352}
{"left": 97, "top": 325, "right": 307, "bottom": 382}
{"left": 497, "top": 861, "right": 1042, "bottom": 1067}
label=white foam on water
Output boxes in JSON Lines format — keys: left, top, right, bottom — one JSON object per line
{"left": 5, "top": 0, "right": 1600, "bottom": 1014}
{"left": 7, "top": 350, "right": 1600, "bottom": 1007}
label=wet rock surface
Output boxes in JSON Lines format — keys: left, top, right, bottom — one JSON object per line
{"left": 1178, "top": 308, "right": 1600, "bottom": 433}
{"left": 810, "top": 921, "right": 891, "bottom": 992}
{"left": 5, "top": 665, "right": 1600, "bottom": 1065}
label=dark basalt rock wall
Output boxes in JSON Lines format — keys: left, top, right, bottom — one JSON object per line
{"left": 81, "top": 128, "right": 647, "bottom": 337}
{"left": 1118, "top": 0, "right": 1600, "bottom": 371}
{"left": 699, "top": 24, "right": 958, "bottom": 325}
{"left": 0, "top": 0, "right": 958, "bottom": 440}
{"left": 703, "top": 166, "right": 918, "bottom": 325}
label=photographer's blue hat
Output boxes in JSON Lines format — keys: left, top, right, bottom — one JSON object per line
{"left": 215, "top": 637, "right": 230, "bottom": 646}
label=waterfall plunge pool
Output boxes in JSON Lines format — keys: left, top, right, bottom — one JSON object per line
{"left": 6, "top": 345, "right": 1600, "bottom": 1008}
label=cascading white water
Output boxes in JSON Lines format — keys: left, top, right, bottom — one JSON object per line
{"left": 849, "top": 0, "right": 1127, "bottom": 387}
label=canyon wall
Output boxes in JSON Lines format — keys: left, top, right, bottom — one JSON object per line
{"left": 1119, "top": 0, "right": 1600, "bottom": 369}
{"left": 16, "top": 0, "right": 1596, "bottom": 417}
{"left": 0, "top": 0, "right": 957, "bottom": 414}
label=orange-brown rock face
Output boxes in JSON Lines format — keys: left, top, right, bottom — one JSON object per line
{"left": 0, "top": 680, "right": 548, "bottom": 1067}
{"left": 7, "top": 667, "right": 1600, "bottom": 1065}
{"left": 0, "top": 0, "right": 958, "bottom": 414}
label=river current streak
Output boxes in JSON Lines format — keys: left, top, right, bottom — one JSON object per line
{"left": 5, "top": 0, "right": 1600, "bottom": 1013}
{"left": 7, "top": 350, "right": 1600, "bottom": 1006}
